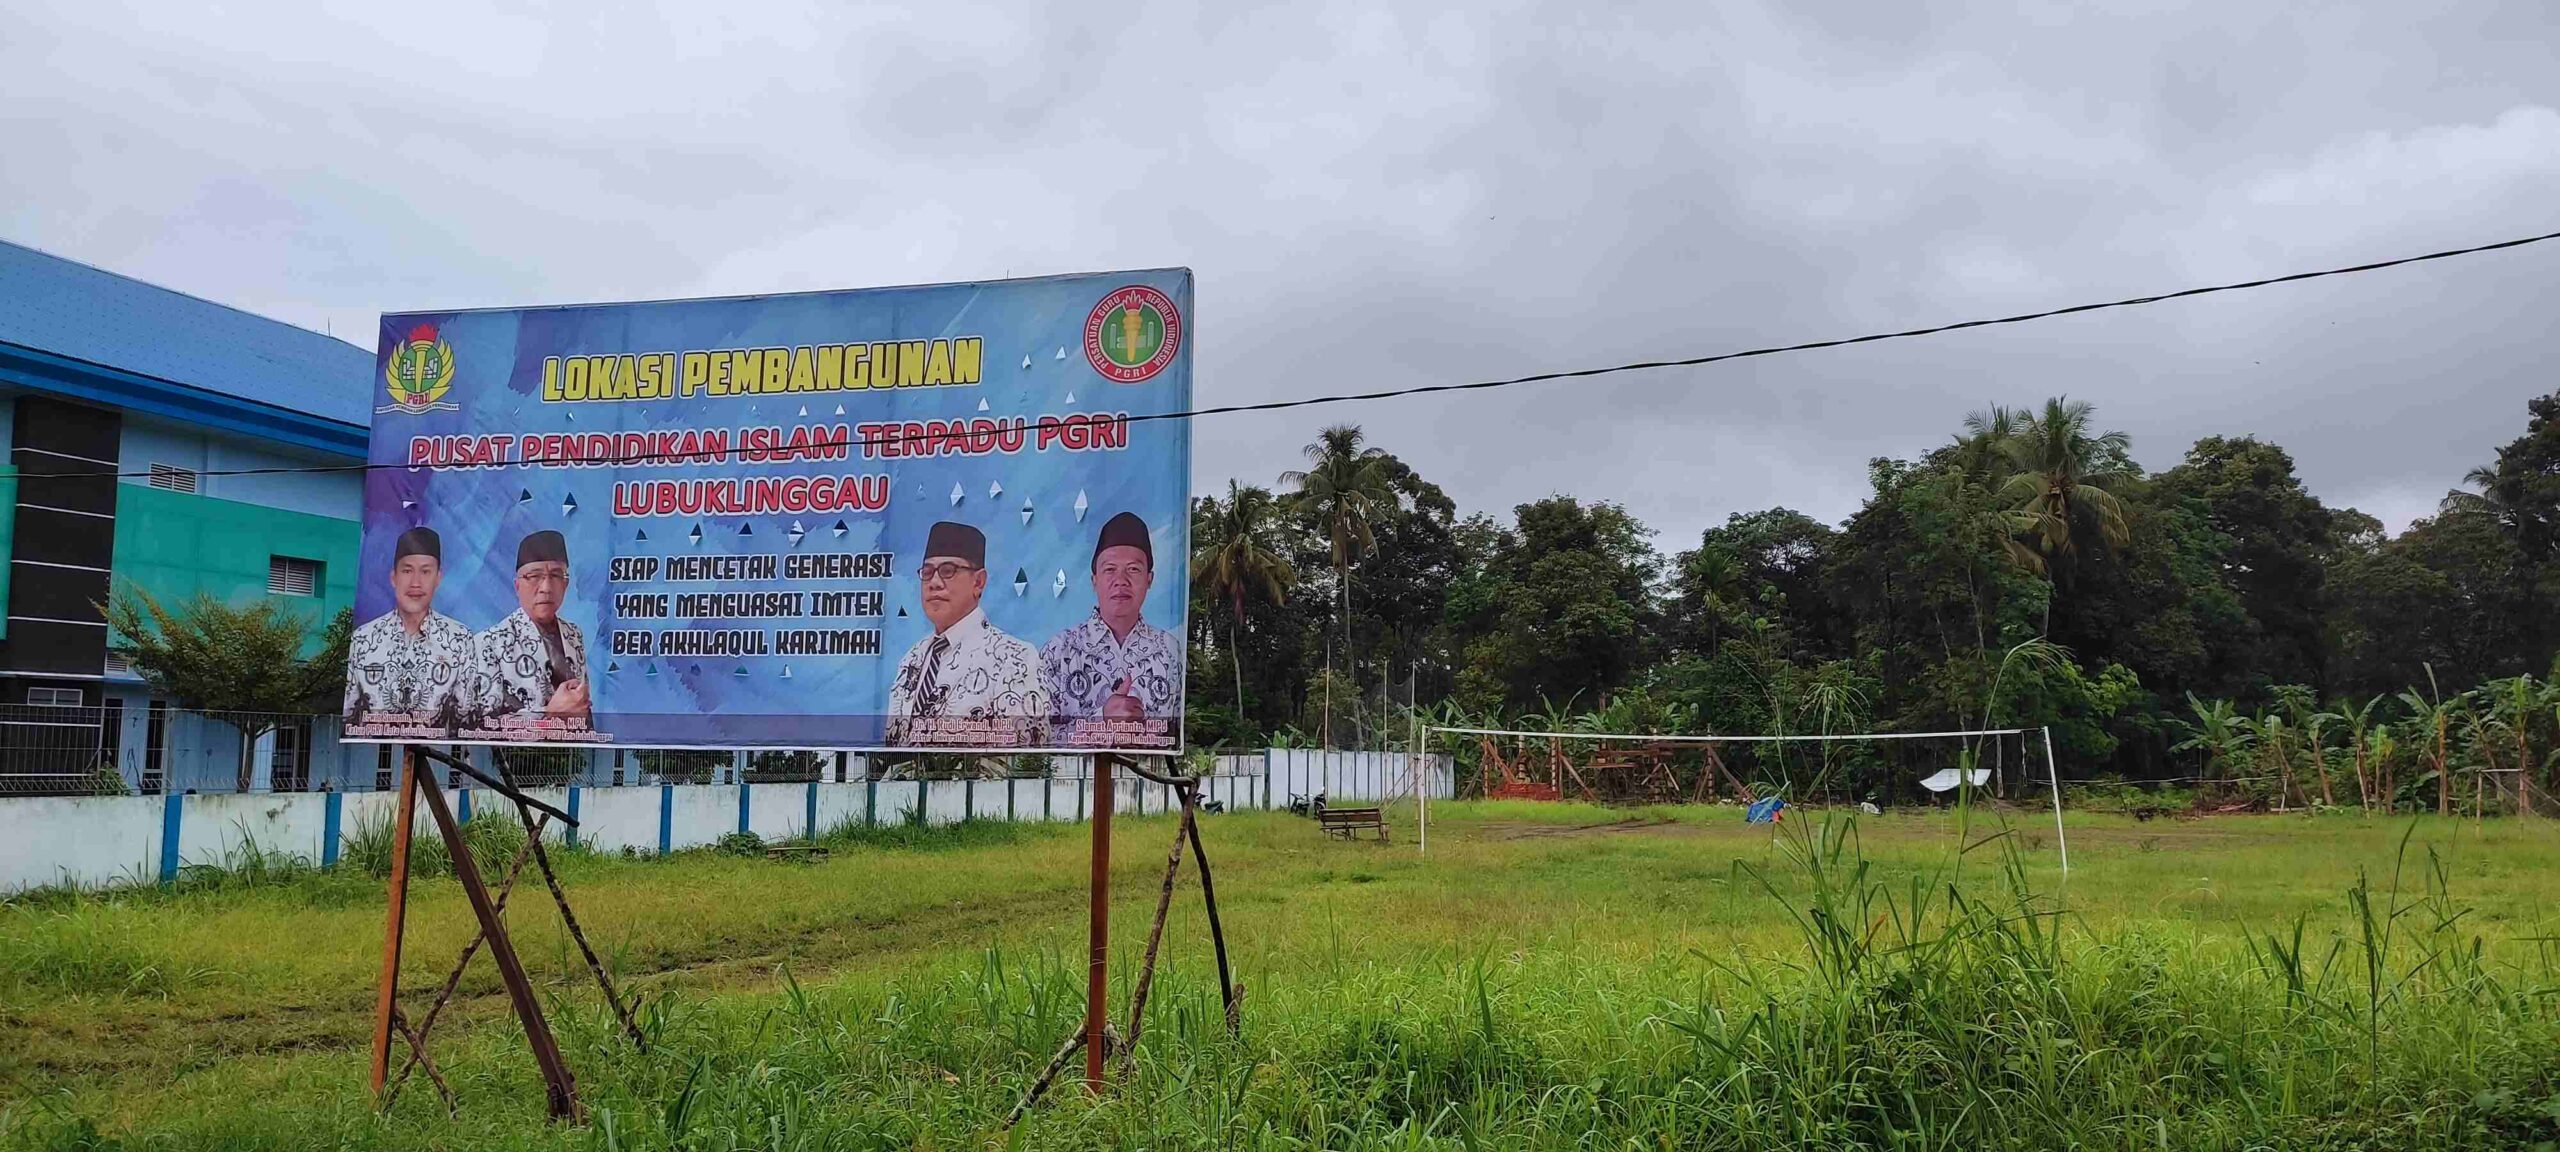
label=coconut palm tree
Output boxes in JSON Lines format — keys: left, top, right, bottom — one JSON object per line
{"left": 1675, "top": 544, "right": 1747, "bottom": 660}
{"left": 1991, "top": 397, "right": 2136, "bottom": 583}
{"left": 1280, "top": 424, "right": 1396, "bottom": 746}
{"left": 1953, "top": 404, "right": 2027, "bottom": 483}
{"left": 1192, "top": 481, "right": 1297, "bottom": 718}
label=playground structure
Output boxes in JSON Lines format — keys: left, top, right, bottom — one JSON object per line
{"left": 1471, "top": 732, "right": 1755, "bottom": 805}
{"left": 1431, "top": 724, "right": 2071, "bottom": 872}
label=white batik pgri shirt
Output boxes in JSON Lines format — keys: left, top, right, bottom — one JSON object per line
{"left": 471, "top": 609, "right": 589, "bottom": 722}
{"left": 344, "top": 610, "right": 475, "bottom": 725}
{"left": 1040, "top": 614, "right": 1181, "bottom": 719}
{"left": 885, "top": 607, "right": 1047, "bottom": 745}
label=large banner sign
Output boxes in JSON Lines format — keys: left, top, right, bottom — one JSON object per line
{"left": 344, "top": 270, "right": 1191, "bottom": 753}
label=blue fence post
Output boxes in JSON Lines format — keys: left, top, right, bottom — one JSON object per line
{"left": 566, "top": 786, "right": 582, "bottom": 849}
{"left": 322, "top": 792, "right": 343, "bottom": 868}
{"left": 738, "top": 779, "right": 752, "bottom": 834}
{"left": 865, "top": 778, "right": 878, "bottom": 827}
{"left": 1007, "top": 777, "right": 1018, "bottom": 822}
{"left": 658, "top": 783, "right": 674, "bottom": 855}
{"left": 457, "top": 786, "right": 472, "bottom": 824}
{"left": 805, "top": 779, "right": 819, "bottom": 841}
{"left": 919, "top": 778, "right": 932, "bottom": 825}
{"left": 159, "top": 792, "right": 183, "bottom": 884}
{"left": 1077, "top": 772, "right": 1087, "bottom": 822}
{"left": 1264, "top": 749, "right": 1273, "bottom": 810}
{"left": 964, "top": 777, "right": 975, "bottom": 822}
{"left": 1044, "top": 775, "right": 1054, "bottom": 821}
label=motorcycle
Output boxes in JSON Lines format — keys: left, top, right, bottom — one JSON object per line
{"left": 1285, "top": 792, "right": 1328, "bottom": 818}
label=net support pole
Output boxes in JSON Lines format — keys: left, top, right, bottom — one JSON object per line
{"left": 2041, "top": 726, "right": 2067, "bottom": 876}
{"left": 1418, "top": 727, "right": 1431, "bottom": 857}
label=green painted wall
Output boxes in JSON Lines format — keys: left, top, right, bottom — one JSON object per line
{"left": 111, "top": 484, "right": 358, "bottom": 654}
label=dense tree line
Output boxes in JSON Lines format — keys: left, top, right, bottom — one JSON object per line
{"left": 1188, "top": 390, "right": 2560, "bottom": 807}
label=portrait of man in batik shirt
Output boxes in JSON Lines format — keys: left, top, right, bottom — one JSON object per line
{"left": 886, "top": 520, "right": 1046, "bottom": 745}
{"left": 1041, "top": 511, "right": 1181, "bottom": 722}
{"left": 344, "top": 527, "right": 474, "bottom": 731}
{"left": 470, "top": 530, "right": 592, "bottom": 728}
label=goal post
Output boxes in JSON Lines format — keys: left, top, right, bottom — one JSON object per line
{"left": 1415, "top": 723, "right": 2068, "bottom": 873}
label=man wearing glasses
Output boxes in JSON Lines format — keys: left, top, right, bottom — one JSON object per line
{"left": 471, "top": 529, "right": 593, "bottom": 728}
{"left": 885, "top": 520, "right": 1045, "bottom": 745}
{"left": 1041, "top": 511, "right": 1180, "bottom": 732}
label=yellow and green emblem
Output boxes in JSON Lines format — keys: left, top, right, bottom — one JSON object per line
{"left": 381, "top": 323, "right": 457, "bottom": 414}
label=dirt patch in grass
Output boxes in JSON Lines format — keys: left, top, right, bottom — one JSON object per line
{"left": 1489, "top": 817, "right": 1686, "bottom": 840}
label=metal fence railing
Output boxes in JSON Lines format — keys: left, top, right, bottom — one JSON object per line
{"left": 0, "top": 705, "right": 868, "bottom": 797}
{"left": 0, "top": 701, "right": 1460, "bottom": 803}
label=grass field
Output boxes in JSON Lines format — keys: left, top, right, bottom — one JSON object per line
{"left": 7, "top": 802, "right": 2560, "bottom": 1150}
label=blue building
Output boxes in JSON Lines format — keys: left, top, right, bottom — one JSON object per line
{"left": 0, "top": 240, "right": 841, "bottom": 795}
{"left": 0, "top": 238, "right": 374, "bottom": 792}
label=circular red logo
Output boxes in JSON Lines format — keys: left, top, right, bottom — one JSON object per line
{"left": 1082, "top": 285, "right": 1182, "bottom": 384}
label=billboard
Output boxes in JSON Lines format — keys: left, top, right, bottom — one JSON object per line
{"left": 343, "top": 270, "right": 1191, "bottom": 753}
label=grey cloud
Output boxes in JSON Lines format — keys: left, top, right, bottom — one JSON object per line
{"left": 4, "top": 0, "right": 2555, "bottom": 547}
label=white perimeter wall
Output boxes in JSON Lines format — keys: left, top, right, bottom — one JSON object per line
{"left": 0, "top": 751, "right": 1453, "bottom": 894}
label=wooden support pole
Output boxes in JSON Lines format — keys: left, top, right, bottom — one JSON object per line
{"left": 1122, "top": 798, "right": 1190, "bottom": 1066}
{"left": 415, "top": 761, "right": 582, "bottom": 1121}
{"left": 389, "top": 1007, "right": 457, "bottom": 1115}
{"left": 1084, "top": 752, "right": 1115, "bottom": 1094}
{"left": 1181, "top": 786, "right": 1241, "bottom": 1037}
{"left": 370, "top": 746, "right": 420, "bottom": 1098}
{"left": 494, "top": 753, "right": 647, "bottom": 1052}
{"left": 390, "top": 816, "right": 545, "bottom": 1100}
{"left": 1007, "top": 1031, "right": 1088, "bottom": 1128}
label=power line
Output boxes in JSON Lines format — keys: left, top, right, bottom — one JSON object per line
{"left": 24, "top": 224, "right": 2560, "bottom": 483}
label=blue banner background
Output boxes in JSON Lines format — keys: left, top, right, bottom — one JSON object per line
{"left": 353, "top": 269, "right": 1191, "bottom": 750}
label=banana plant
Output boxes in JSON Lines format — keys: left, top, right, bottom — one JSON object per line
{"left": 2298, "top": 708, "right": 2337, "bottom": 809}
{"left": 2396, "top": 665, "right": 2455, "bottom": 818}
{"left": 2318, "top": 695, "right": 2389, "bottom": 814}
{"left": 2482, "top": 675, "right": 2542, "bottom": 816}
{"left": 2252, "top": 711, "right": 2301, "bottom": 809}
{"left": 2369, "top": 727, "right": 2402, "bottom": 813}
{"left": 2172, "top": 693, "right": 2253, "bottom": 784}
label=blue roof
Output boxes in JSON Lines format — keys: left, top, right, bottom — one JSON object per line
{"left": 0, "top": 239, "right": 373, "bottom": 432}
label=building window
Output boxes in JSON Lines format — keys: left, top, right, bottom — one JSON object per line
{"left": 268, "top": 556, "right": 322, "bottom": 597}
{"left": 104, "top": 652, "right": 134, "bottom": 678}
{"left": 102, "top": 697, "right": 125, "bottom": 789}
{"left": 27, "top": 686, "right": 83, "bottom": 707}
{"left": 271, "top": 721, "right": 310, "bottom": 792}
{"left": 147, "top": 463, "right": 200, "bottom": 494}
{"left": 145, "top": 700, "right": 168, "bottom": 794}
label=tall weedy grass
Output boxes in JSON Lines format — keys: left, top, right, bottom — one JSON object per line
{"left": 8, "top": 810, "right": 2560, "bottom": 1149}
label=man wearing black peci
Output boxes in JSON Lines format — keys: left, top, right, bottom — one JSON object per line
{"left": 471, "top": 529, "right": 592, "bottom": 727}
{"left": 344, "top": 526, "right": 475, "bottom": 730}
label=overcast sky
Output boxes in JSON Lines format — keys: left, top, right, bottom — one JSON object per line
{"left": 6, "top": 2, "right": 2555, "bottom": 549}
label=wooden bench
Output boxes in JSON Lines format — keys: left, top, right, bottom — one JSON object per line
{"left": 1317, "top": 806, "right": 1389, "bottom": 842}
{"left": 764, "top": 844, "right": 830, "bottom": 863}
